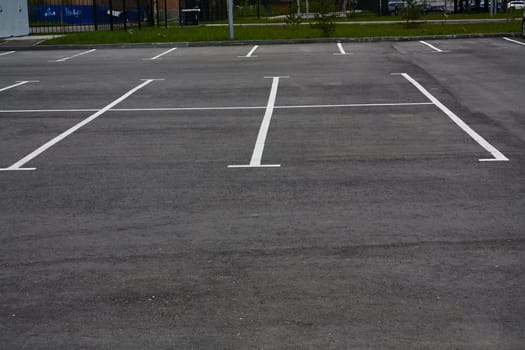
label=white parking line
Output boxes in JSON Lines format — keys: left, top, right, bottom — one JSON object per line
{"left": 0, "top": 51, "right": 16, "bottom": 57}
{"left": 0, "top": 80, "right": 39, "bottom": 93}
{"left": 396, "top": 73, "right": 508, "bottom": 162}
{"left": 419, "top": 41, "right": 445, "bottom": 53}
{"left": 228, "top": 76, "right": 288, "bottom": 168}
{"left": 503, "top": 37, "right": 525, "bottom": 46}
{"left": 0, "top": 109, "right": 97, "bottom": 113}
{"left": 0, "top": 79, "right": 162, "bottom": 171}
{"left": 0, "top": 102, "right": 433, "bottom": 114}
{"left": 275, "top": 102, "right": 432, "bottom": 109}
{"left": 334, "top": 42, "right": 350, "bottom": 55}
{"left": 144, "top": 48, "right": 177, "bottom": 60}
{"left": 239, "top": 45, "right": 259, "bottom": 58}
{"left": 51, "top": 49, "right": 96, "bottom": 62}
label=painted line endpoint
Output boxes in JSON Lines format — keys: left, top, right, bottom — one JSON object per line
{"left": 479, "top": 158, "right": 509, "bottom": 162}
{"left": 0, "top": 168, "right": 37, "bottom": 171}
{"left": 228, "top": 164, "right": 281, "bottom": 168}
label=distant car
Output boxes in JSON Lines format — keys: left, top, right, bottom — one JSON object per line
{"left": 388, "top": 0, "right": 407, "bottom": 13}
{"left": 508, "top": 0, "right": 525, "bottom": 9}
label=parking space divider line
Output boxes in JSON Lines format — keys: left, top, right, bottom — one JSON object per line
{"left": 419, "top": 41, "right": 445, "bottom": 53}
{"left": 503, "top": 37, "right": 525, "bottom": 46}
{"left": 0, "top": 102, "right": 434, "bottom": 114}
{"left": 238, "top": 45, "right": 259, "bottom": 58}
{"left": 51, "top": 49, "right": 96, "bottom": 62}
{"left": 228, "top": 76, "right": 288, "bottom": 168}
{"left": 395, "top": 73, "right": 509, "bottom": 162}
{"left": 0, "top": 79, "right": 161, "bottom": 171}
{"left": 0, "top": 109, "right": 97, "bottom": 113}
{"left": 144, "top": 48, "right": 177, "bottom": 60}
{"left": 334, "top": 42, "right": 351, "bottom": 55}
{"left": 275, "top": 102, "right": 433, "bottom": 109}
{"left": 0, "top": 81, "right": 39, "bottom": 93}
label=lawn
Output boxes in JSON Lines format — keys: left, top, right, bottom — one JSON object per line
{"left": 42, "top": 21, "right": 521, "bottom": 45}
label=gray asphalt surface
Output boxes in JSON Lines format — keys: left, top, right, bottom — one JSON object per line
{"left": 1, "top": 38, "right": 524, "bottom": 349}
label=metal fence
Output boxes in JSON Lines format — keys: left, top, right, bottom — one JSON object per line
{"left": 29, "top": 0, "right": 167, "bottom": 33}
{"left": 28, "top": 0, "right": 228, "bottom": 34}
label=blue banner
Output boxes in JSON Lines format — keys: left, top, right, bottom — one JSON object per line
{"left": 30, "top": 5, "right": 141, "bottom": 25}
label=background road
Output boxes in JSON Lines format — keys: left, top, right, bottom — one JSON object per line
{"left": 1, "top": 38, "right": 524, "bottom": 349}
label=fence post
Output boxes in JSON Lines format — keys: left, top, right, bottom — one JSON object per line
{"left": 123, "top": 0, "right": 128, "bottom": 30}
{"left": 156, "top": 0, "right": 160, "bottom": 27}
{"left": 109, "top": 0, "right": 114, "bottom": 30}
{"left": 137, "top": 0, "right": 141, "bottom": 28}
{"left": 148, "top": 0, "right": 154, "bottom": 25}
{"left": 164, "top": 0, "right": 168, "bottom": 28}
{"left": 93, "top": 0, "right": 98, "bottom": 31}
{"left": 179, "top": 0, "right": 182, "bottom": 26}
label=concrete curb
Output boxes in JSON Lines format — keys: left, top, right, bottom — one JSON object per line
{"left": 0, "top": 32, "right": 522, "bottom": 51}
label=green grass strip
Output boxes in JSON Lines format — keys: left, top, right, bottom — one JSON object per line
{"left": 43, "top": 22, "right": 521, "bottom": 45}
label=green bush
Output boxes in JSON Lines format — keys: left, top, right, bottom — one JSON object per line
{"left": 402, "top": 0, "right": 422, "bottom": 27}
{"left": 312, "top": 1, "right": 336, "bottom": 36}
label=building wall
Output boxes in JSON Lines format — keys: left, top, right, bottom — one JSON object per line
{"left": 0, "top": 0, "right": 30, "bottom": 37}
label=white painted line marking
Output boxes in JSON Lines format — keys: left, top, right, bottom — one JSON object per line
{"left": 0, "top": 51, "right": 16, "bottom": 57}
{"left": 238, "top": 45, "right": 259, "bottom": 58}
{"left": 250, "top": 76, "right": 284, "bottom": 166}
{"left": 396, "top": 73, "right": 508, "bottom": 162}
{"left": 0, "top": 79, "right": 161, "bottom": 171}
{"left": 228, "top": 164, "right": 281, "bottom": 168}
{"left": 334, "top": 42, "right": 350, "bottom": 55}
{"left": 0, "top": 167, "right": 36, "bottom": 171}
{"left": 0, "top": 80, "right": 39, "bottom": 93}
{"left": 503, "top": 37, "right": 525, "bottom": 46}
{"left": 51, "top": 49, "right": 96, "bottom": 62}
{"left": 0, "top": 109, "right": 97, "bottom": 113}
{"left": 113, "top": 106, "right": 265, "bottom": 112}
{"left": 0, "top": 102, "right": 433, "bottom": 114}
{"left": 228, "top": 76, "right": 288, "bottom": 168}
{"left": 144, "top": 47, "right": 177, "bottom": 60}
{"left": 419, "top": 41, "right": 445, "bottom": 53}
{"left": 112, "top": 102, "right": 433, "bottom": 111}
{"left": 275, "top": 102, "right": 433, "bottom": 109}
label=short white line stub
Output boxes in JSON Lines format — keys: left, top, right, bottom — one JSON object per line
{"left": 334, "top": 42, "right": 350, "bottom": 55}
{"left": 229, "top": 76, "right": 287, "bottom": 168}
{"left": 419, "top": 41, "right": 445, "bottom": 53}
{"left": 0, "top": 79, "right": 158, "bottom": 171}
{"left": 238, "top": 45, "right": 259, "bottom": 58}
{"left": 144, "top": 48, "right": 177, "bottom": 60}
{"left": 52, "top": 49, "right": 96, "bottom": 62}
{"left": 0, "top": 51, "right": 16, "bottom": 57}
{"left": 397, "top": 72, "right": 508, "bottom": 162}
{"left": 503, "top": 37, "right": 525, "bottom": 46}
{"left": 227, "top": 164, "right": 281, "bottom": 168}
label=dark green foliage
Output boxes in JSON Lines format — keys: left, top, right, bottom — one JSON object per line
{"left": 285, "top": 3, "right": 303, "bottom": 26}
{"left": 402, "top": 0, "right": 422, "bottom": 27}
{"left": 312, "top": 1, "right": 337, "bottom": 36}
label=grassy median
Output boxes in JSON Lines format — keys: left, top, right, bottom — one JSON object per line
{"left": 42, "top": 21, "right": 521, "bottom": 45}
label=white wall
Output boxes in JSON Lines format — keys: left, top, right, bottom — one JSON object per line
{"left": 0, "top": 0, "right": 30, "bottom": 38}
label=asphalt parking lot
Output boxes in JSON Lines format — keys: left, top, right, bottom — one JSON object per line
{"left": 1, "top": 38, "right": 524, "bottom": 349}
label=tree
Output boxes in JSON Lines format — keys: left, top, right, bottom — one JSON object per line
{"left": 402, "top": 0, "right": 421, "bottom": 26}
